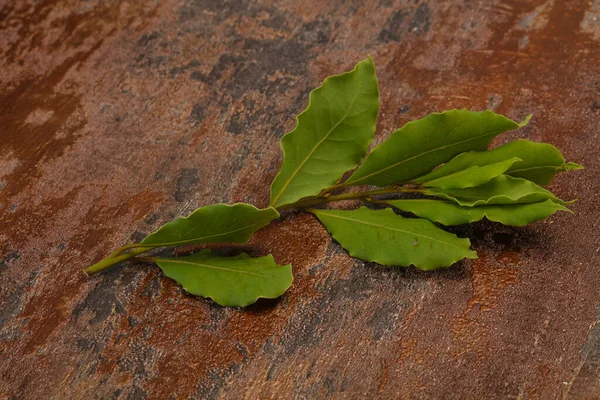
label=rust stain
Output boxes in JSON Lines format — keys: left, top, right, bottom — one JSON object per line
{"left": 467, "top": 251, "right": 520, "bottom": 313}
{"left": 377, "top": 359, "right": 389, "bottom": 393}
{"left": 450, "top": 251, "right": 520, "bottom": 361}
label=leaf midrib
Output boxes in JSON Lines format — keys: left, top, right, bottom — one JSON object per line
{"left": 426, "top": 191, "right": 553, "bottom": 205}
{"left": 423, "top": 158, "right": 519, "bottom": 187}
{"left": 270, "top": 88, "right": 361, "bottom": 206}
{"left": 347, "top": 126, "right": 514, "bottom": 186}
{"left": 142, "top": 217, "right": 273, "bottom": 247}
{"left": 314, "top": 210, "right": 468, "bottom": 251}
{"left": 509, "top": 164, "right": 560, "bottom": 174}
{"left": 156, "top": 258, "right": 269, "bottom": 277}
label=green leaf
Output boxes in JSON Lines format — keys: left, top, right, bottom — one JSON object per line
{"left": 382, "top": 199, "right": 570, "bottom": 226}
{"left": 269, "top": 57, "right": 379, "bottom": 208}
{"left": 414, "top": 139, "right": 582, "bottom": 186}
{"left": 345, "top": 109, "right": 530, "bottom": 187}
{"left": 140, "top": 203, "right": 278, "bottom": 248}
{"left": 423, "top": 175, "right": 566, "bottom": 206}
{"left": 310, "top": 207, "right": 476, "bottom": 270}
{"left": 419, "top": 157, "right": 522, "bottom": 189}
{"left": 154, "top": 250, "right": 293, "bottom": 307}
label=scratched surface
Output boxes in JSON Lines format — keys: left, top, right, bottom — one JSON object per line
{"left": 1, "top": 0, "right": 599, "bottom": 398}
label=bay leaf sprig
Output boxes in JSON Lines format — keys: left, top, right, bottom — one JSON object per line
{"left": 85, "top": 57, "right": 583, "bottom": 307}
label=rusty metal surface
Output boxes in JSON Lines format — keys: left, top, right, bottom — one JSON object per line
{"left": 1, "top": 0, "right": 599, "bottom": 398}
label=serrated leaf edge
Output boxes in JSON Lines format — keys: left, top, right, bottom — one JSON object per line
{"left": 344, "top": 110, "right": 530, "bottom": 187}
{"left": 421, "top": 157, "right": 522, "bottom": 189}
{"left": 141, "top": 204, "right": 279, "bottom": 248}
{"left": 269, "top": 57, "right": 378, "bottom": 207}
{"left": 383, "top": 198, "right": 571, "bottom": 226}
{"left": 310, "top": 207, "right": 477, "bottom": 268}
{"left": 156, "top": 251, "right": 293, "bottom": 307}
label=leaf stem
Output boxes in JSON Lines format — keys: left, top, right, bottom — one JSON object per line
{"left": 108, "top": 242, "right": 151, "bottom": 258}
{"left": 84, "top": 247, "right": 151, "bottom": 275}
{"left": 275, "top": 186, "right": 423, "bottom": 211}
{"left": 86, "top": 185, "right": 423, "bottom": 274}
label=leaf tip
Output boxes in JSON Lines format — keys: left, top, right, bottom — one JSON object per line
{"left": 565, "top": 162, "right": 584, "bottom": 171}
{"left": 517, "top": 114, "right": 532, "bottom": 127}
{"left": 358, "top": 56, "right": 376, "bottom": 74}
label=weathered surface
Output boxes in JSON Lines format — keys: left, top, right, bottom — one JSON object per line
{"left": 1, "top": 0, "right": 599, "bottom": 398}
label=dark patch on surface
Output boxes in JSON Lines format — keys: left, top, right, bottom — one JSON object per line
{"left": 141, "top": 275, "right": 162, "bottom": 299}
{"left": 73, "top": 276, "right": 125, "bottom": 325}
{"left": 368, "top": 301, "right": 403, "bottom": 341}
{"left": 198, "top": 302, "right": 231, "bottom": 331}
{"left": 322, "top": 371, "right": 338, "bottom": 393}
{"left": 126, "top": 385, "right": 147, "bottom": 400}
{"left": 260, "top": 9, "right": 288, "bottom": 30}
{"left": 227, "top": 100, "right": 255, "bottom": 135}
{"left": 298, "top": 20, "right": 331, "bottom": 45}
{"left": 145, "top": 213, "right": 160, "bottom": 225}
{"left": 76, "top": 337, "right": 98, "bottom": 351}
{"left": 0, "top": 250, "right": 20, "bottom": 272}
{"left": 130, "top": 231, "right": 147, "bottom": 243}
{"left": 189, "top": 70, "right": 206, "bottom": 81}
{"left": 189, "top": 103, "right": 205, "bottom": 126}
{"left": 136, "top": 32, "right": 159, "bottom": 48}
{"left": 227, "top": 111, "right": 246, "bottom": 135}
{"left": 581, "top": 310, "right": 600, "bottom": 369}
{"left": 226, "top": 38, "right": 308, "bottom": 101}
{"left": 195, "top": 362, "right": 244, "bottom": 400}
{"left": 118, "top": 342, "right": 156, "bottom": 377}
{"left": 0, "top": 289, "right": 24, "bottom": 328}
{"left": 409, "top": 3, "right": 432, "bottom": 36}
{"left": 398, "top": 105, "right": 411, "bottom": 114}
{"left": 128, "top": 316, "right": 139, "bottom": 327}
{"left": 170, "top": 60, "right": 201, "bottom": 77}
{"left": 492, "top": 232, "right": 514, "bottom": 246}
{"left": 174, "top": 168, "right": 201, "bottom": 202}
{"left": 379, "top": 3, "right": 431, "bottom": 42}
{"left": 379, "top": 8, "right": 411, "bottom": 42}
{"left": 134, "top": 51, "right": 172, "bottom": 71}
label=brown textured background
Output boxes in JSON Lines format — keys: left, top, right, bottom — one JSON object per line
{"left": 1, "top": 0, "right": 599, "bottom": 398}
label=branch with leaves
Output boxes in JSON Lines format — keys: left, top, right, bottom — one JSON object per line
{"left": 85, "top": 58, "right": 583, "bottom": 307}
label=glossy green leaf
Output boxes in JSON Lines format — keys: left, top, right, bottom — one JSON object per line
{"left": 154, "top": 250, "right": 293, "bottom": 307}
{"left": 269, "top": 57, "right": 379, "bottom": 208}
{"left": 423, "top": 175, "right": 567, "bottom": 206}
{"left": 382, "top": 199, "right": 570, "bottom": 226}
{"left": 345, "top": 109, "right": 530, "bottom": 187}
{"left": 140, "top": 203, "right": 278, "bottom": 248}
{"left": 310, "top": 207, "right": 476, "bottom": 270}
{"left": 420, "top": 157, "right": 521, "bottom": 189}
{"left": 414, "top": 139, "right": 583, "bottom": 186}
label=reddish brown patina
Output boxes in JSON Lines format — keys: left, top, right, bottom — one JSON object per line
{"left": 1, "top": 0, "right": 599, "bottom": 398}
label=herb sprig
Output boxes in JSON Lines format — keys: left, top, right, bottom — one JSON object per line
{"left": 85, "top": 58, "right": 582, "bottom": 307}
